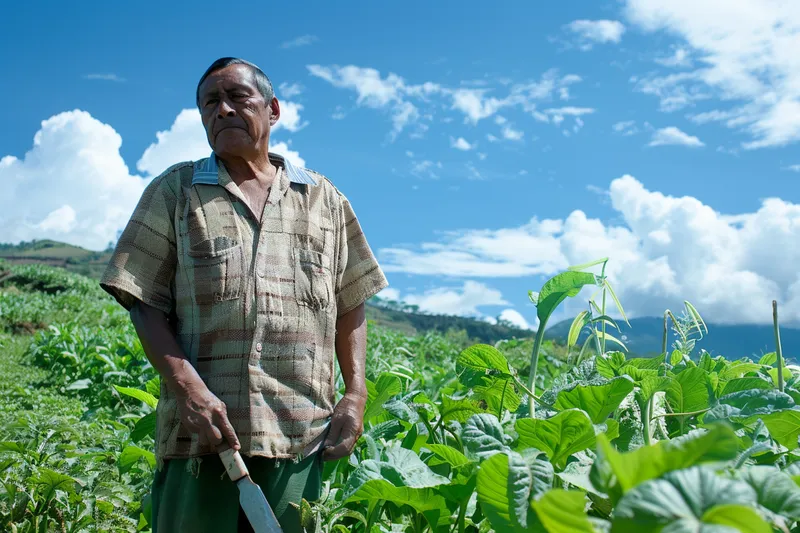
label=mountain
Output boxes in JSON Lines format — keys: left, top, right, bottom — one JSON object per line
{"left": 545, "top": 316, "right": 798, "bottom": 362}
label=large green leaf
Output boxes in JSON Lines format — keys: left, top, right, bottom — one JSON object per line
{"left": 476, "top": 452, "right": 537, "bottom": 533}
{"left": 114, "top": 385, "right": 158, "bottom": 409}
{"left": 29, "top": 468, "right": 76, "bottom": 503}
{"left": 117, "top": 445, "right": 156, "bottom": 474}
{"left": 441, "top": 395, "right": 486, "bottom": 423}
{"left": 751, "top": 409, "right": 800, "bottom": 450}
{"left": 474, "top": 376, "right": 521, "bottom": 415}
{"left": 516, "top": 409, "right": 596, "bottom": 470}
{"left": 738, "top": 466, "right": 800, "bottom": 520}
{"left": 534, "top": 271, "right": 597, "bottom": 324}
{"left": 364, "top": 373, "right": 402, "bottom": 422}
{"left": 705, "top": 390, "right": 795, "bottom": 424}
{"left": 554, "top": 376, "right": 634, "bottom": 424}
{"left": 456, "top": 344, "right": 512, "bottom": 387}
{"left": 596, "top": 352, "right": 627, "bottom": 379}
{"left": 462, "top": 414, "right": 511, "bottom": 461}
{"left": 345, "top": 446, "right": 449, "bottom": 494}
{"left": 532, "top": 489, "right": 596, "bottom": 533}
{"left": 346, "top": 481, "right": 450, "bottom": 528}
{"left": 425, "top": 444, "right": 471, "bottom": 469}
{"left": 720, "top": 377, "right": 773, "bottom": 396}
{"left": 520, "top": 448, "right": 555, "bottom": 500}
{"left": 130, "top": 411, "right": 157, "bottom": 442}
{"left": 640, "top": 376, "right": 674, "bottom": 403}
{"left": 593, "top": 424, "right": 739, "bottom": 501}
{"left": 666, "top": 367, "right": 710, "bottom": 415}
{"left": 612, "top": 467, "right": 768, "bottom": 533}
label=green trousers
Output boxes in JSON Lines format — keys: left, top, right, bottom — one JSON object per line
{"left": 151, "top": 452, "right": 323, "bottom": 533}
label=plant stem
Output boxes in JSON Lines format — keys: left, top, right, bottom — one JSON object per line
{"left": 452, "top": 500, "right": 468, "bottom": 533}
{"left": 774, "top": 300, "right": 785, "bottom": 393}
{"left": 662, "top": 311, "right": 668, "bottom": 356}
{"left": 651, "top": 407, "right": 710, "bottom": 420}
{"left": 600, "top": 262, "right": 607, "bottom": 354}
{"left": 498, "top": 380, "right": 508, "bottom": 419}
{"left": 366, "top": 501, "right": 383, "bottom": 532}
{"left": 528, "top": 320, "right": 548, "bottom": 417}
{"left": 638, "top": 396, "right": 652, "bottom": 446}
{"left": 644, "top": 398, "right": 654, "bottom": 445}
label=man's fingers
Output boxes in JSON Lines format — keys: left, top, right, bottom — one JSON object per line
{"left": 206, "top": 424, "right": 224, "bottom": 447}
{"left": 323, "top": 415, "right": 345, "bottom": 451}
{"left": 218, "top": 414, "right": 241, "bottom": 450}
{"left": 323, "top": 430, "right": 358, "bottom": 461}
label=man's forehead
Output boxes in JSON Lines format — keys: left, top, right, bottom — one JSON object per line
{"left": 199, "top": 65, "right": 256, "bottom": 92}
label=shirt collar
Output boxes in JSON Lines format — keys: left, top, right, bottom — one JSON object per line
{"left": 192, "top": 151, "right": 317, "bottom": 186}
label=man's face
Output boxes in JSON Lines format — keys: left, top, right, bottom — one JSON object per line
{"left": 197, "top": 64, "right": 280, "bottom": 158}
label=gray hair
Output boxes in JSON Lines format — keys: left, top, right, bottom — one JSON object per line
{"left": 196, "top": 57, "right": 274, "bottom": 108}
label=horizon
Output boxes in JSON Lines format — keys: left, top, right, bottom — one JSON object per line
{"left": 2, "top": 1, "right": 800, "bottom": 330}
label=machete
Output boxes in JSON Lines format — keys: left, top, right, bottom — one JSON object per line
{"left": 219, "top": 444, "right": 283, "bottom": 533}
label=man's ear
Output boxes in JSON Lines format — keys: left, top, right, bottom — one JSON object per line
{"left": 269, "top": 97, "right": 281, "bottom": 126}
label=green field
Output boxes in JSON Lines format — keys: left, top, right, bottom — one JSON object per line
{"left": 2, "top": 258, "right": 800, "bottom": 532}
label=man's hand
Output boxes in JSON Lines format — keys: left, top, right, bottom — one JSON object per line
{"left": 322, "top": 391, "right": 367, "bottom": 461}
{"left": 176, "top": 380, "right": 241, "bottom": 451}
{"left": 129, "top": 301, "right": 240, "bottom": 451}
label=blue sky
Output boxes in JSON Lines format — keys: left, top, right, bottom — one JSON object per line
{"left": 3, "top": 0, "right": 800, "bottom": 329}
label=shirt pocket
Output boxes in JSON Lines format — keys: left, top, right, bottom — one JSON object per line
{"left": 294, "top": 247, "right": 332, "bottom": 310}
{"left": 187, "top": 236, "right": 244, "bottom": 303}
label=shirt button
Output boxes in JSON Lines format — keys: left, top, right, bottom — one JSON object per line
{"left": 256, "top": 343, "right": 262, "bottom": 352}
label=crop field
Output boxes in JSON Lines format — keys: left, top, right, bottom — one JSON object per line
{"left": 2, "top": 259, "right": 800, "bottom": 532}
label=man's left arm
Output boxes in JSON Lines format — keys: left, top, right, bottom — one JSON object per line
{"left": 322, "top": 302, "right": 367, "bottom": 460}
{"left": 322, "top": 192, "right": 388, "bottom": 460}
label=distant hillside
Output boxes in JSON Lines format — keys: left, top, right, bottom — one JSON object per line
{"left": 5, "top": 239, "right": 799, "bottom": 358}
{"left": 0, "top": 239, "right": 535, "bottom": 344}
{"left": 0, "top": 239, "right": 112, "bottom": 279}
{"left": 545, "top": 316, "right": 799, "bottom": 362}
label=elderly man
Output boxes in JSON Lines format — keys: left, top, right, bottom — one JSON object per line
{"left": 100, "top": 57, "right": 388, "bottom": 532}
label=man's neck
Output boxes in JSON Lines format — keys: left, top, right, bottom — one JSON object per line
{"left": 219, "top": 150, "right": 278, "bottom": 187}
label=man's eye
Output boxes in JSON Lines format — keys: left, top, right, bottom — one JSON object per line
{"left": 204, "top": 98, "right": 218, "bottom": 107}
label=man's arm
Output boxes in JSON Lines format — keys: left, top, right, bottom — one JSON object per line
{"left": 322, "top": 302, "right": 367, "bottom": 460}
{"left": 130, "top": 301, "right": 240, "bottom": 450}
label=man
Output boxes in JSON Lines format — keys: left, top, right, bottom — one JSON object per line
{"left": 100, "top": 57, "right": 388, "bottom": 532}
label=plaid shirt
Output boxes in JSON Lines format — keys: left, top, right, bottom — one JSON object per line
{"left": 100, "top": 152, "right": 388, "bottom": 464}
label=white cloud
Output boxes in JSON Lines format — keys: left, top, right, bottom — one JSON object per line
{"left": 0, "top": 110, "right": 149, "bottom": 251}
{"left": 380, "top": 175, "right": 800, "bottom": 325}
{"left": 613, "top": 120, "right": 638, "bottom": 135}
{"left": 137, "top": 109, "right": 209, "bottom": 176}
{"left": 451, "top": 137, "right": 474, "bottom": 151}
{"left": 655, "top": 47, "right": 692, "bottom": 68}
{"left": 648, "top": 126, "right": 704, "bottom": 147}
{"left": 498, "top": 309, "right": 535, "bottom": 330}
{"left": 281, "top": 34, "right": 318, "bottom": 49}
{"left": 564, "top": 20, "right": 626, "bottom": 50}
{"left": 785, "top": 164, "right": 800, "bottom": 172}
{"left": 275, "top": 101, "right": 308, "bottom": 132}
{"left": 410, "top": 160, "right": 442, "bottom": 179}
{"left": 502, "top": 126, "right": 524, "bottom": 141}
{"left": 83, "top": 73, "right": 126, "bottom": 82}
{"left": 278, "top": 82, "right": 304, "bottom": 99}
{"left": 378, "top": 287, "right": 401, "bottom": 302}
{"left": 270, "top": 141, "right": 306, "bottom": 168}
{"left": 624, "top": 0, "right": 800, "bottom": 149}
{"left": 487, "top": 134, "right": 500, "bottom": 143}
{"left": 2, "top": 108, "right": 307, "bottom": 251}
{"left": 309, "top": 64, "right": 590, "bottom": 134}
{"left": 400, "top": 281, "right": 509, "bottom": 317}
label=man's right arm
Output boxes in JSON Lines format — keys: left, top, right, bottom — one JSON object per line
{"left": 130, "top": 301, "right": 240, "bottom": 451}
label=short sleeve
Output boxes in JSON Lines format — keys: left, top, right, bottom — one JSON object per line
{"left": 334, "top": 194, "right": 389, "bottom": 317}
{"left": 100, "top": 171, "right": 179, "bottom": 314}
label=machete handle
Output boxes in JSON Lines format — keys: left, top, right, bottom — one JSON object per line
{"left": 218, "top": 443, "right": 248, "bottom": 482}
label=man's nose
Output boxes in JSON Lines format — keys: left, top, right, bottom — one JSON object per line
{"left": 217, "top": 98, "right": 236, "bottom": 118}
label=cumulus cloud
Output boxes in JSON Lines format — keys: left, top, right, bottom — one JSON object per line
{"left": 0, "top": 110, "right": 149, "bottom": 251}
{"left": 648, "top": 126, "right": 704, "bottom": 147}
{"left": 378, "top": 175, "right": 800, "bottom": 325}
{"left": 498, "top": 309, "right": 535, "bottom": 330}
{"left": 613, "top": 120, "right": 639, "bottom": 136}
{"left": 564, "top": 20, "right": 626, "bottom": 50}
{"left": 278, "top": 82, "right": 304, "bottom": 99}
{"left": 451, "top": 137, "right": 474, "bottom": 151}
{"left": 624, "top": 0, "right": 800, "bottom": 149}
{"left": 385, "top": 281, "right": 510, "bottom": 317}
{"left": 2, "top": 108, "right": 307, "bottom": 251}
{"left": 785, "top": 165, "right": 800, "bottom": 173}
